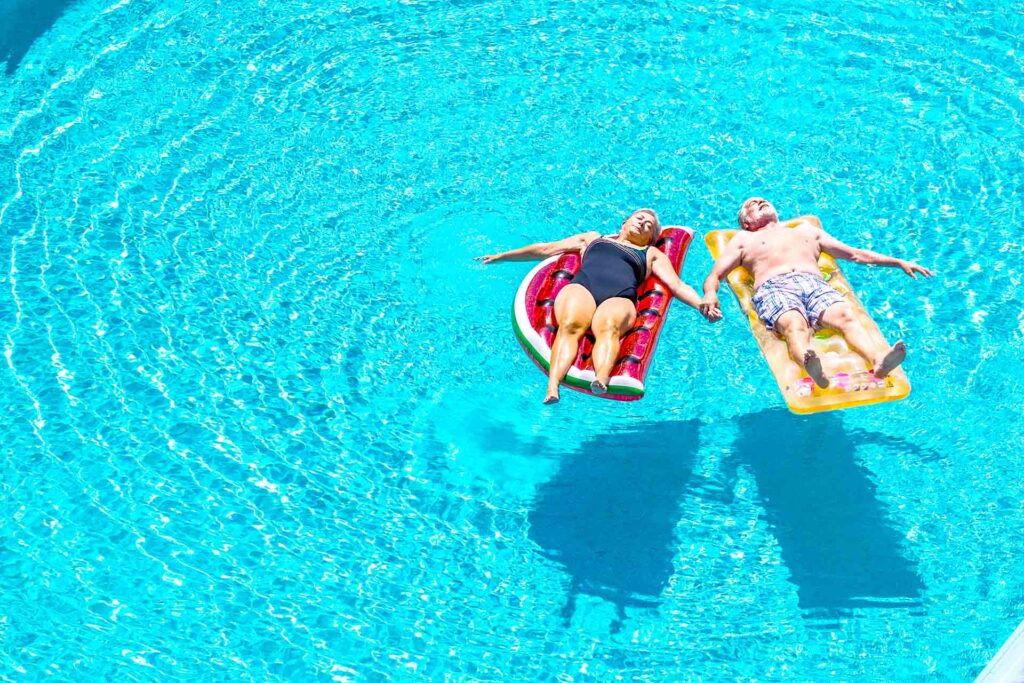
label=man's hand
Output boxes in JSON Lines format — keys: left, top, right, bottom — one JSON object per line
{"left": 899, "top": 260, "right": 934, "bottom": 278}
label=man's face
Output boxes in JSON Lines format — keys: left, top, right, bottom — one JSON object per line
{"left": 739, "top": 197, "right": 778, "bottom": 231}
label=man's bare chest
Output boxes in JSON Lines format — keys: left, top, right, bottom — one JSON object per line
{"left": 743, "top": 231, "right": 818, "bottom": 263}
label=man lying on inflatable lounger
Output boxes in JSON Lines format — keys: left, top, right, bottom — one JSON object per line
{"left": 700, "top": 197, "right": 934, "bottom": 389}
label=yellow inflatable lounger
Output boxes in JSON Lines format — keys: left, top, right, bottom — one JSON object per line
{"left": 705, "top": 225, "right": 910, "bottom": 415}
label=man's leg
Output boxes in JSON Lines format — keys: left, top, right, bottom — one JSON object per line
{"left": 817, "top": 302, "right": 906, "bottom": 378}
{"left": 775, "top": 310, "right": 829, "bottom": 388}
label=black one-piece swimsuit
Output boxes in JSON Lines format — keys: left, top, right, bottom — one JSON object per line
{"left": 570, "top": 238, "right": 648, "bottom": 305}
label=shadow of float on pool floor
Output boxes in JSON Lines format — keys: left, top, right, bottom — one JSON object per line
{"left": 528, "top": 420, "right": 701, "bottom": 630}
{"left": 1, "top": 0, "right": 77, "bottom": 75}
{"left": 526, "top": 408, "right": 931, "bottom": 629}
{"left": 724, "top": 408, "right": 928, "bottom": 622}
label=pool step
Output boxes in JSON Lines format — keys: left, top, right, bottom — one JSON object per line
{"left": 976, "top": 620, "right": 1024, "bottom": 682}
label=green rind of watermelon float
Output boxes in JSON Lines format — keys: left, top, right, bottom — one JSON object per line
{"left": 511, "top": 226, "right": 694, "bottom": 401}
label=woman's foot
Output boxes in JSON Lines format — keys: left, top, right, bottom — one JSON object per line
{"left": 590, "top": 378, "right": 608, "bottom": 395}
{"left": 803, "top": 349, "right": 829, "bottom": 388}
{"left": 874, "top": 340, "right": 906, "bottom": 378}
{"left": 543, "top": 389, "right": 560, "bottom": 404}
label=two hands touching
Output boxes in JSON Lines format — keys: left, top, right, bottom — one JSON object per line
{"left": 699, "top": 293, "right": 722, "bottom": 323}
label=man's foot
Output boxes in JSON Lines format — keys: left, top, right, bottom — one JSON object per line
{"left": 543, "top": 389, "right": 560, "bottom": 404}
{"left": 803, "top": 349, "right": 829, "bottom": 388}
{"left": 590, "top": 378, "right": 608, "bottom": 395}
{"left": 874, "top": 340, "right": 906, "bottom": 378}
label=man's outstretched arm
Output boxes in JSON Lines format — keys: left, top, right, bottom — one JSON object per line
{"left": 819, "top": 232, "right": 934, "bottom": 278}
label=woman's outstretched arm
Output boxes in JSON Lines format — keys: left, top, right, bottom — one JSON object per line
{"left": 476, "top": 231, "right": 599, "bottom": 264}
{"left": 649, "top": 249, "right": 721, "bottom": 321}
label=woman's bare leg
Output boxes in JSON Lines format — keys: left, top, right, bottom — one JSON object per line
{"left": 775, "top": 310, "right": 828, "bottom": 388}
{"left": 589, "top": 297, "right": 637, "bottom": 394}
{"left": 546, "top": 284, "right": 597, "bottom": 404}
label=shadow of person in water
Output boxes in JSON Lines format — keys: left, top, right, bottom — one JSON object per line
{"left": 1, "top": 0, "right": 76, "bottom": 75}
{"left": 528, "top": 420, "right": 700, "bottom": 630}
{"left": 724, "top": 407, "right": 932, "bottom": 621}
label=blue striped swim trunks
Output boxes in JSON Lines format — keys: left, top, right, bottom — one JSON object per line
{"left": 752, "top": 271, "right": 845, "bottom": 331}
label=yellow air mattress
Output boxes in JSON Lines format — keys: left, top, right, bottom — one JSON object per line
{"left": 705, "top": 225, "right": 911, "bottom": 414}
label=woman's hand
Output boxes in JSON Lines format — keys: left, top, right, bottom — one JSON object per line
{"left": 475, "top": 254, "right": 503, "bottom": 264}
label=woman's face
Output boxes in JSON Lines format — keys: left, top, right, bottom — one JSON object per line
{"left": 621, "top": 209, "right": 659, "bottom": 244}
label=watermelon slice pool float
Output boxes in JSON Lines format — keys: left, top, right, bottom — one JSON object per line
{"left": 511, "top": 227, "right": 694, "bottom": 401}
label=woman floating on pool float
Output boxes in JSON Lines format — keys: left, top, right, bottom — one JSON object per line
{"left": 702, "top": 197, "right": 934, "bottom": 391}
{"left": 478, "top": 209, "right": 720, "bottom": 404}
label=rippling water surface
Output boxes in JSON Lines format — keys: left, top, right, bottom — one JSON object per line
{"left": 1, "top": 0, "right": 1022, "bottom": 679}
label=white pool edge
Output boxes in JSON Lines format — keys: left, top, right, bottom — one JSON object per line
{"left": 975, "top": 619, "right": 1024, "bottom": 682}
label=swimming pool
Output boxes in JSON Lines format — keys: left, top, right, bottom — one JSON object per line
{"left": 1, "top": 0, "right": 1021, "bottom": 679}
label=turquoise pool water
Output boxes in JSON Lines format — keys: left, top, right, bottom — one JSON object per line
{"left": 1, "top": 0, "right": 1022, "bottom": 679}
